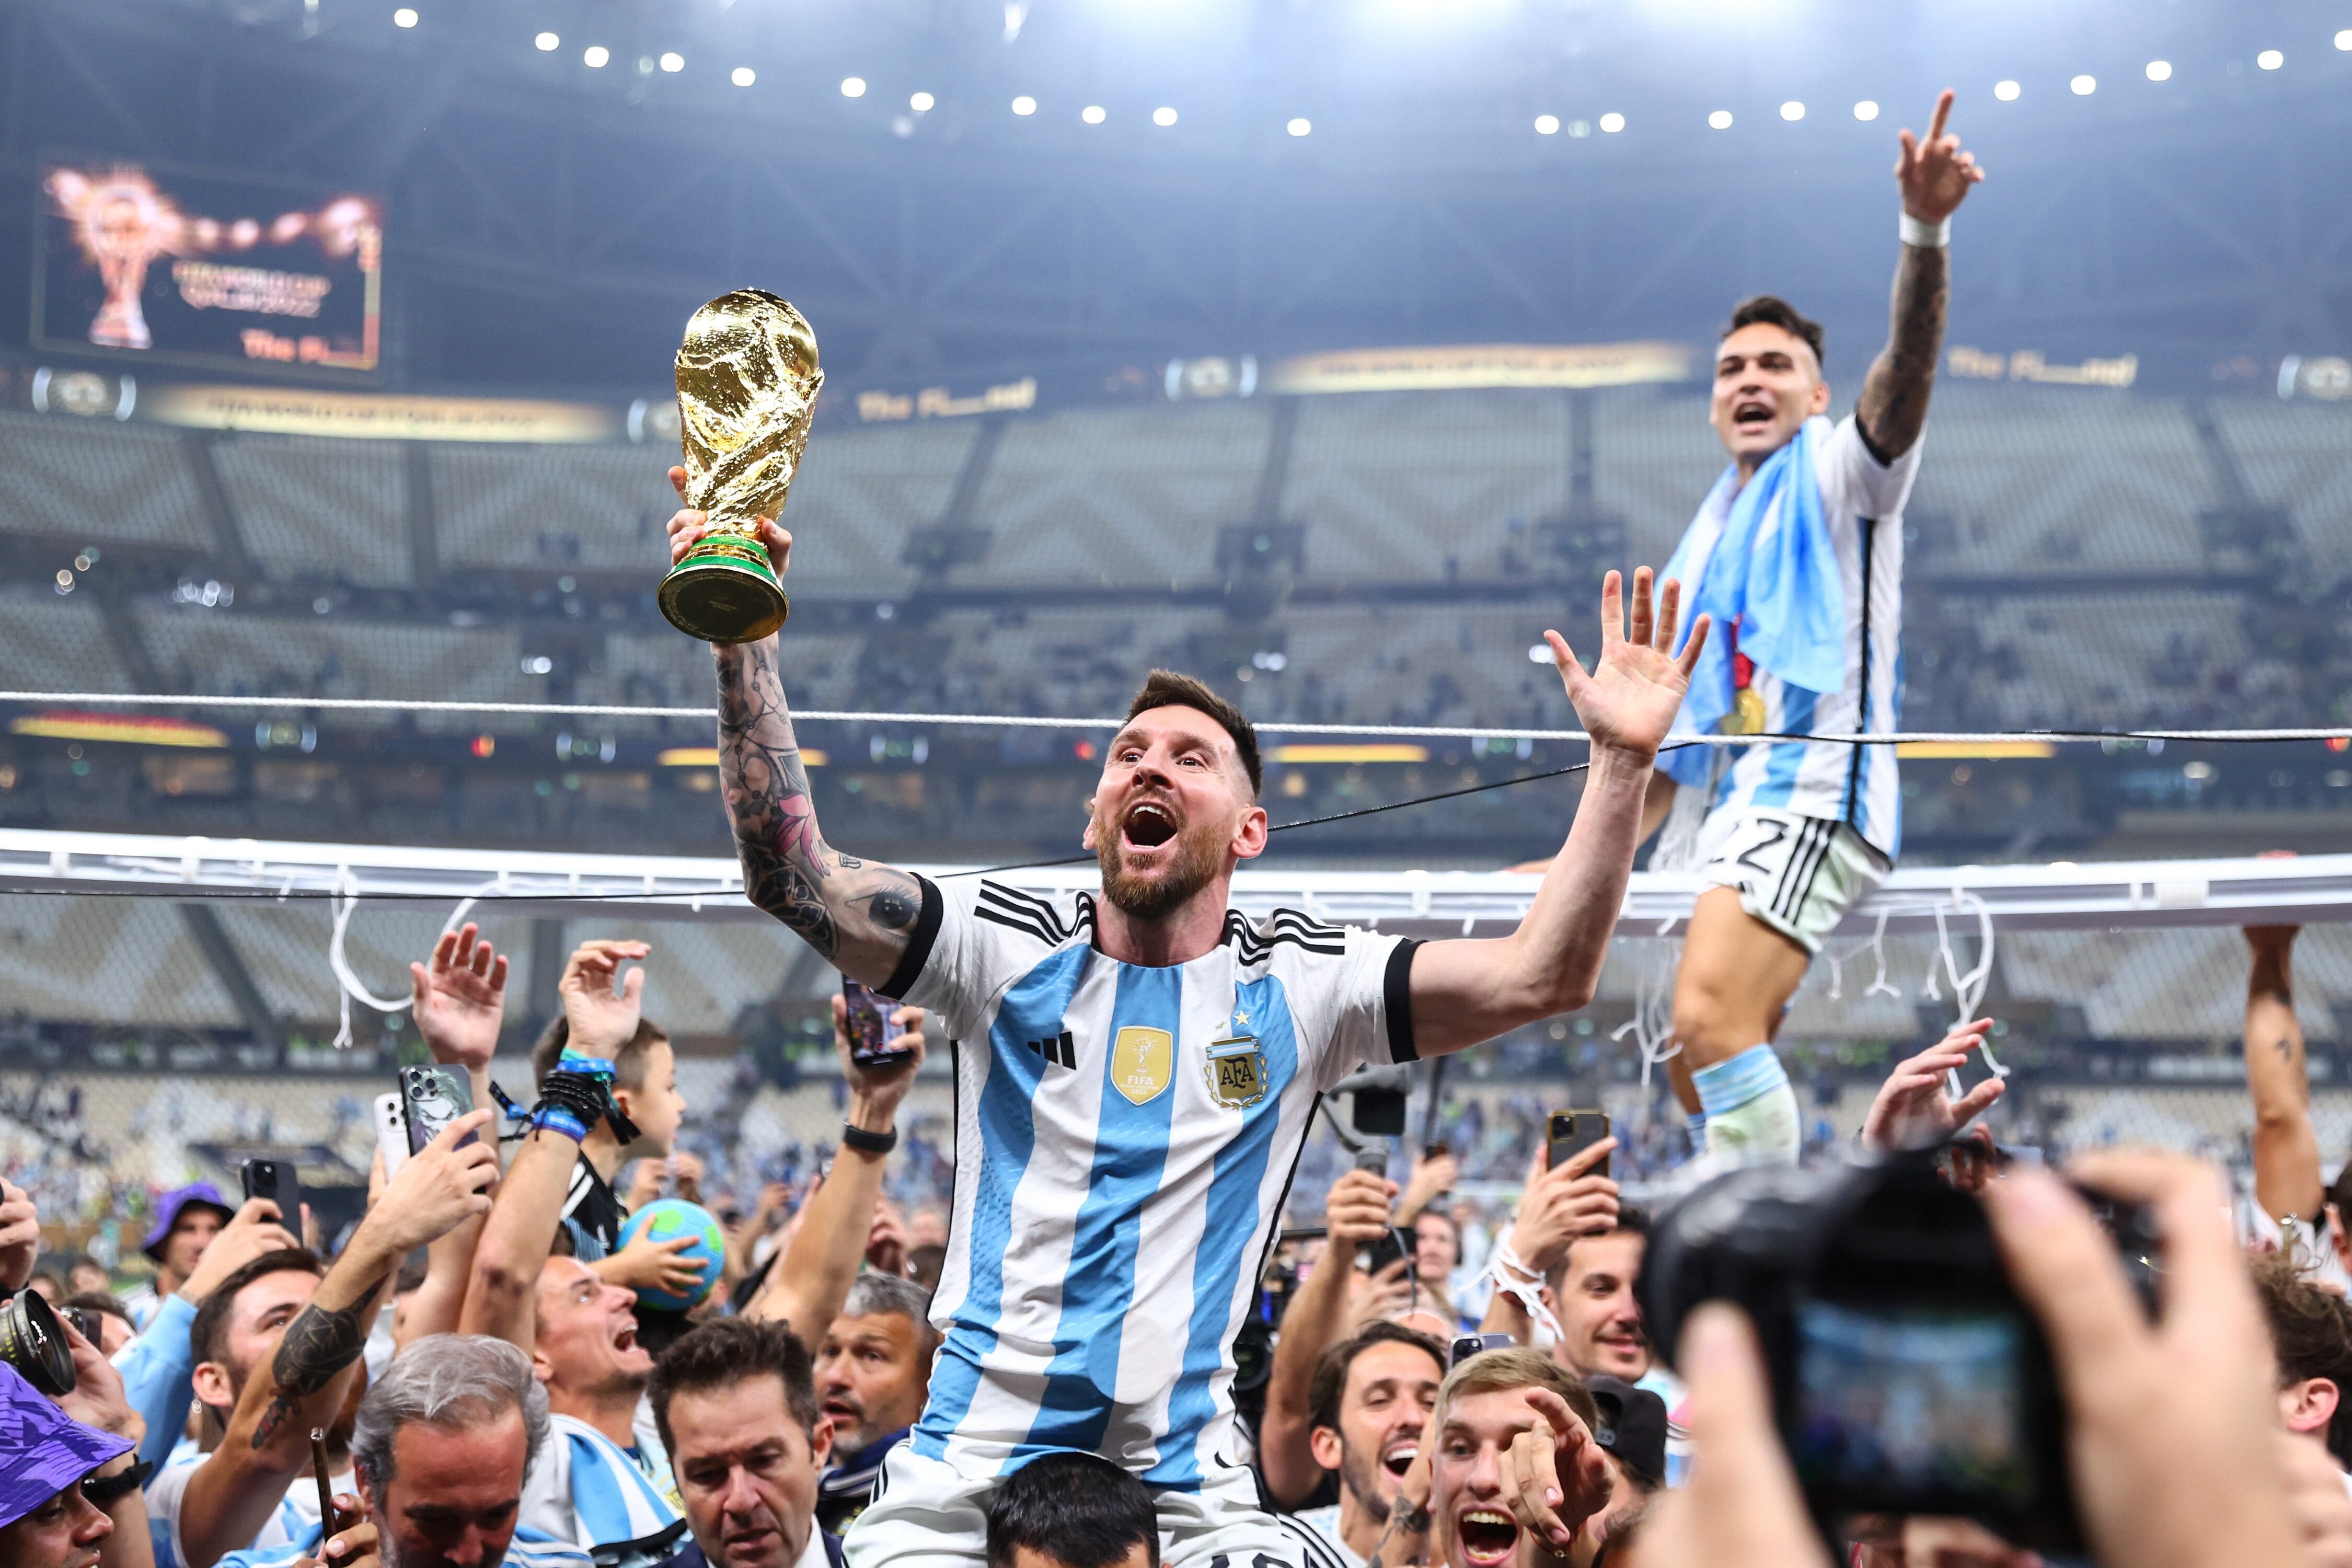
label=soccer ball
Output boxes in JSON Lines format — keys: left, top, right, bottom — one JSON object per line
{"left": 616, "top": 1198, "right": 725, "bottom": 1312}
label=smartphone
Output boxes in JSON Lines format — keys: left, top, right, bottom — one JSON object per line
{"left": 843, "top": 977, "right": 914, "bottom": 1069}
{"left": 1547, "top": 1109, "right": 1611, "bottom": 1175}
{"left": 1450, "top": 1331, "right": 1513, "bottom": 1367}
{"left": 373, "top": 1092, "right": 410, "bottom": 1181}
{"left": 1422, "top": 1142, "right": 1452, "bottom": 1161}
{"left": 241, "top": 1157, "right": 301, "bottom": 1221}
{"left": 1361, "top": 1225, "right": 1417, "bottom": 1277}
{"left": 399, "top": 1065, "right": 476, "bottom": 1157}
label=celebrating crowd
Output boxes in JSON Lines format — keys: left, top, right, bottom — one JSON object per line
{"left": 11, "top": 86, "right": 2352, "bottom": 1568}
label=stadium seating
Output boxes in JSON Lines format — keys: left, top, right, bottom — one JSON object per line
{"left": 213, "top": 435, "right": 411, "bottom": 586}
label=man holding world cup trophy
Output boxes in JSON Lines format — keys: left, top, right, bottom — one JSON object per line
{"left": 659, "top": 291, "right": 1707, "bottom": 1568}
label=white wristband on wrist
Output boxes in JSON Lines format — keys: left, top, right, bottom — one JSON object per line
{"left": 1900, "top": 211, "right": 1951, "bottom": 249}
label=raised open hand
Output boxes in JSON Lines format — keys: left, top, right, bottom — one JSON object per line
{"left": 1860, "top": 1018, "right": 2005, "bottom": 1154}
{"left": 1546, "top": 568, "right": 1706, "bottom": 760}
{"left": 1898, "top": 89, "right": 1985, "bottom": 224}
{"left": 560, "top": 939, "right": 649, "bottom": 1056}
{"left": 410, "top": 921, "right": 508, "bottom": 1073}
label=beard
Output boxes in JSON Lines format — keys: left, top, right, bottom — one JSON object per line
{"left": 1096, "top": 818, "right": 1223, "bottom": 921}
{"left": 1338, "top": 1443, "right": 1394, "bottom": 1526}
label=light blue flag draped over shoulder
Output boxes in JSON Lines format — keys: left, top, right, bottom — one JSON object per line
{"left": 1656, "top": 416, "right": 1845, "bottom": 788}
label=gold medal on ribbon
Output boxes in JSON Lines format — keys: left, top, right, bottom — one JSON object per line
{"left": 1725, "top": 686, "right": 1768, "bottom": 736}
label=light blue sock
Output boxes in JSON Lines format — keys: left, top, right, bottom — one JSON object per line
{"left": 1693, "top": 1045, "right": 1802, "bottom": 1167}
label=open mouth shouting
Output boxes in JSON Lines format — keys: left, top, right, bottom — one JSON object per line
{"left": 1454, "top": 1508, "right": 1520, "bottom": 1567}
{"left": 612, "top": 1317, "right": 648, "bottom": 1364}
{"left": 1121, "top": 800, "right": 1180, "bottom": 852}
{"left": 1382, "top": 1439, "right": 1420, "bottom": 1480}
{"left": 1731, "top": 396, "right": 1777, "bottom": 434}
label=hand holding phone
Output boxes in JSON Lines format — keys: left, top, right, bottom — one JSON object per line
{"left": 841, "top": 978, "right": 915, "bottom": 1069}
{"left": 399, "top": 1066, "right": 476, "bottom": 1157}
{"left": 1547, "top": 1110, "right": 1611, "bottom": 1177}
{"left": 241, "top": 1158, "right": 302, "bottom": 1223}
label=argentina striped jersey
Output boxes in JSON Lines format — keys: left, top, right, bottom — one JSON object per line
{"left": 882, "top": 875, "right": 1419, "bottom": 1486}
{"left": 214, "top": 1522, "right": 592, "bottom": 1568}
{"left": 517, "top": 1410, "right": 688, "bottom": 1568}
{"left": 145, "top": 1454, "right": 357, "bottom": 1568}
{"left": 1660, "top": 413, "right": 1921, "bottom": 858}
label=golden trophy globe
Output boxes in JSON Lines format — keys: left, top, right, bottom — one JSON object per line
{"left": 658, "top": 289, "right": 824, "bottom": 643}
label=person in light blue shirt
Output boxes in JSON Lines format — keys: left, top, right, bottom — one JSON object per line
{"left": 1639, "top": 90, "right": 1989, "bottom": 1171}
{"left": 670, "top": 470, "right": 1703, "bottom": 1568}
{"left": 216, "top": 1335, "right": 591, "bottom": 1568}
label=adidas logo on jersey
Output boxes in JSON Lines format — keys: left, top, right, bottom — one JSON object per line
{"left": 1025, "top": 1030, "right": 1077, "bottom": 1069}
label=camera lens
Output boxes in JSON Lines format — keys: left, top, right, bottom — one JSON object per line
{"left": 0, "top": 1289, "right": 80, "bottom": 1397}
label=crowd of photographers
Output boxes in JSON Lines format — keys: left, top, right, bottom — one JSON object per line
{"left": 9, "top": 923, "right": 2352, "bottom": 1568}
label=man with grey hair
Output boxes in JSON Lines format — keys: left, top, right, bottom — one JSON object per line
{"left": 215, "top": 1334, "right": 593, "bottom": 1568}
{"left": 811, "top": 1276, "right": 938, "bottom": 1536}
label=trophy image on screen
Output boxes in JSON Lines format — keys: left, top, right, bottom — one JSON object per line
{"left": 658, "top": 289, "right": 825, "bottom": 643}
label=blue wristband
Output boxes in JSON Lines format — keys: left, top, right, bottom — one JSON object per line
{"left": 533, "top": 1106, "right": 590, "bottom": 1143}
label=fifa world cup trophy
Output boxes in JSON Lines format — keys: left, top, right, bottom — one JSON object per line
{"left": 658, "top": 290, "right": 825, "bottom": 643}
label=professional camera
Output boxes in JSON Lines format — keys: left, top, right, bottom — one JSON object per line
{"left": 1639, "top": 1149, "right": 2158, "bottom": 1555}
{"left": 0, "top": 1287, "right": 78, "bottom": 1397}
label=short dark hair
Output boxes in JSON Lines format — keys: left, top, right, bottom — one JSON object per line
{"left": 1308, "top": 1321, "right": 1449, "bottom": 1434}
{"left": 1124, "top": 670, "right": 1261, "bottom": 799}
{"left": 649, "top": 1317, "right": 818, "bottom": 1455}
{"left": 1546, "top": 1205, "right": 1650, "bottom": 1294}
{"left": 1722, "top": 294, "right": 1825, "bottom": 370}
{"left": 2251, "top": 1253, "right": 2352, "bottom": 1466}
{"left": 984, "top": 1451, "right": 1159, "bottom": 1568}
{"left": 532, "top": 1013, "right": 671, "bottom": 1092}
{"left": 190, "top": 1248, "right": 324, "bottom": 1368}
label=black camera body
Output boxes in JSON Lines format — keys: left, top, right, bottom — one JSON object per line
{"left": 1640, "top": 1152, "right": 2134, "bottom": 1555}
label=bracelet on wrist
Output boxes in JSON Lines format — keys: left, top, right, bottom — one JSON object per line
{"left": 839, "top": 1121, "right": 897, "bottom": 1156}
{"left": 1899, "top": 211, "right": 1951, "bottom": 249}
{"left": 83, "top": 1458, "right": 152, "bottom": 1505}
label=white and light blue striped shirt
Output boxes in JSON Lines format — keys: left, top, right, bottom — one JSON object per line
{"left": 518, "top": 1410, "right": 687, "bottom": 1568}
{"left": 145, "top": 1452, "right": 355, "bottom": 1568}
{"left": 1661, "top": 413, "right": 1921, "bottom": 858}
{"left": 889, "top": 877, "right": 1415, "bottom": 1489}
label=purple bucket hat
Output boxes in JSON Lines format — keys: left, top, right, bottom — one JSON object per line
{"left": 140, "top": 1182, "right": 235, "bottom": 1263}
{"left": 0, "top": 1361, "right": 132, "bottom": 1529}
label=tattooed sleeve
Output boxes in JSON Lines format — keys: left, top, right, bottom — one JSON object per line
{"left": 714, "top": 640, "right": 923, "bottom": 976}
{"left": 1855, "top": 239, "right": 1949, "bottom": 464}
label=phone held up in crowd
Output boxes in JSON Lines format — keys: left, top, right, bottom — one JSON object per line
{"left": 843, "top": 977, "right": 915, "bottom": 1069}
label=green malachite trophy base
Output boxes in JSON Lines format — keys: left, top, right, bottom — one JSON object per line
{"left": 658, "top": 548, "right": 789, "bottom": 644}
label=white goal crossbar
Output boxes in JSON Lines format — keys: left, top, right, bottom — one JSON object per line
{"left": 4, "top": 828, "right": 2349, "bottom": 938}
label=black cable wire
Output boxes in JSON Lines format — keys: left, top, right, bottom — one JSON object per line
{"left": 0, "top": 729, "right": 2329, "bottom": 904}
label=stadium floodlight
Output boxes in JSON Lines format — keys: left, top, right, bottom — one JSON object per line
{"left": 1853, "top": 99, "right": 1879, "bottom": 120}
{"left": 2070, "top": 74, "right": 2095, "bottom": 96}
{"left": 1708, "top": 109, "right": 1733, "bottom": 129}
{"left": 732, "top": 67, "right": 755, "bottom": 87}
{"left": 2145, "top": 59, "right": 2172, "bottom": 81}
{"left": 910, "top": 91, "right": 935, "bottom": 111}
{"left": 1012, "top": 95, "right": 1037, "bottom": 115}
{"left": 1780, "top": 100, "right": 1804, "bottom": 121}
{"left": 659, "top": 51, "right": 683, "bottom": 72}
{"left": 1287, "top": 117, "right": 1311, "bottom": 137}
{"left": 1598, "top": 111, "right": 1624, "bottom": 133}
{"left": 2256, "top": 49, "right": 2284, "bottom": 70}
{"left": 1534, "top": 113, "right": 1559, "bottom": 135}
{"left": 1153, "top": 105, "right": 1178, "bottom": 126}
{"left": 841, "top": 76, "right": 867, "bottom": 97}
{"left": 2338, "top": 29, "right": 2352, "bottom": 51}
{"left": 392, "top": 7, "right": 417, "bottom": 26}
{"left": 534, "top": 31, "right": 558, "bottom": 51}
{"left": 582, "top": 45, "right": 608, "bottom": 66}
{"left": 1081, "top": 104, "right": 1106, "bottom": 124}
{"left": 1993, "top": 79, "right": 2021, "bottom": 101}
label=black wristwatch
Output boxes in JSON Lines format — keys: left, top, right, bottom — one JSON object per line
{"left": 839, "top": 1121, "right": 897, "bottom": 1156}
{"left": 83, "top": 1458, "right": 152, "bottom": 1505}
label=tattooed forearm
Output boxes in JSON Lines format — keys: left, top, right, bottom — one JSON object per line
{"left": 250, "top": 1298, "right": 372, "bottom": 1450}
{"left": 1365, "top": 1504, "right": 1431, "bottom": 1568}
{"left": 713, "top": 640, "right": 923, "bottom": 972}
{"left": 1855, "top": 239, "right": 1949, "bottom": 463}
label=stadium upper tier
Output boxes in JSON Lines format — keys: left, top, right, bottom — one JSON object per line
{"left": 6, "top": 381, "right": 2344, "bottom": 595}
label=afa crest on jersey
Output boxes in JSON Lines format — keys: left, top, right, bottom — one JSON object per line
{"left": 1204, "top": 1035, "right": 1266, "bottom": 1108}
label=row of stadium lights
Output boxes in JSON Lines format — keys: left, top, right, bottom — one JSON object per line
{"left": 387, "top": 9, "right": 2352, "bottom": 131}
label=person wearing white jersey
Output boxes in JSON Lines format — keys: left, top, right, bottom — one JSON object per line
{"left": 1637, "top": 89, "right": 1987, "bottom": 1167}
{"left": 666, "top": 474, "right": 1705, "bottom": 1568}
